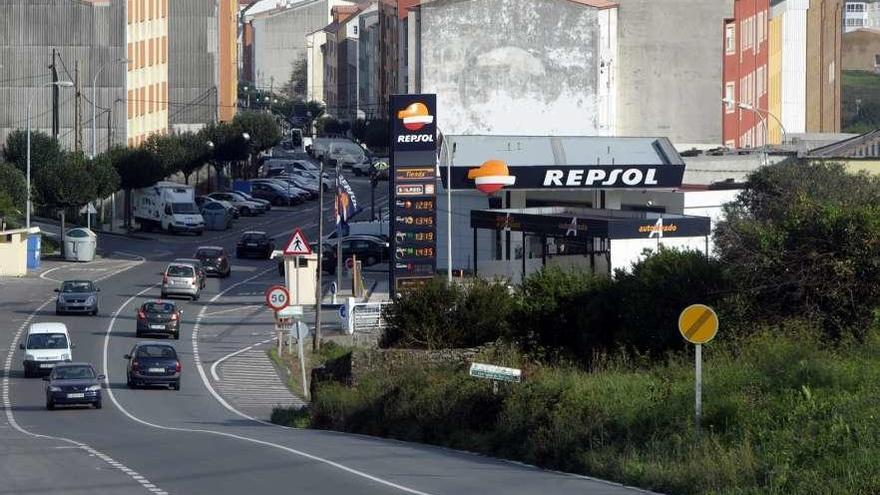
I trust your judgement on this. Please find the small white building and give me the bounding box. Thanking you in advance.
[845,1,869,31]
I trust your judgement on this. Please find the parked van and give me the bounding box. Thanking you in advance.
[328,141,367,169]
[20,322,73,377]
[132,182,205,235]
[312,137,349,160]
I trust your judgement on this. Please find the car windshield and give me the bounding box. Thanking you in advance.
[136,345,177,359]
[171,203,198,214]
[27,333,68,350]
[143,302,174,314]
[61,281,93,293]
[53,365,95,380]
[167,265,194,277]
[196,249,222,258]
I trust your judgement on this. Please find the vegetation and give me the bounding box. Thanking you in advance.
[306,326,880,495]
[0,162,26,227]
[842,70,880,133]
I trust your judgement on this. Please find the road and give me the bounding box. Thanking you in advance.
[0,169,651,494]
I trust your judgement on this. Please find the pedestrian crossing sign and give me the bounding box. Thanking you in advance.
[283,228,312,256]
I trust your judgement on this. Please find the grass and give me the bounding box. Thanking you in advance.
[295,327,880,495]
[40,237,60,255]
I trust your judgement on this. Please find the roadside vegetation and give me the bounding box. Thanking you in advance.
[272,160,880,494]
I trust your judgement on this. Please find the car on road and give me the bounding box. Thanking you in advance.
[54,279,100,315]
[249,181,303,206]
[319,235,390,274]
[208,192,265,216]
[21,323,73,378]
[236,231,275,259]
[124,342,181,390]
[43,362,104,410]
[193,246,231,278]
[230,191,271,211]
[252,178,314,200]
[161,262,201,301]
[136,301,182,339]
[173,258,206,289]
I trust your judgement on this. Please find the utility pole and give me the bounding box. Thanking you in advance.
[74,61,82,153]
[51,49,59,139]
[336,159,343,291]
[314,159,324,352]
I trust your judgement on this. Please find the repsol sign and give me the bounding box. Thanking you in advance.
[397,134,435,144]
[441,164,685,190]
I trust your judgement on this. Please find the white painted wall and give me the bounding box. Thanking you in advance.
[777,0,808,135]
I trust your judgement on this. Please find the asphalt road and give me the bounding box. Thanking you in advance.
[0,167,653,494]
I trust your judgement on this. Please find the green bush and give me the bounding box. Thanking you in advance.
[381,277,515,349]
[310,326,880,494]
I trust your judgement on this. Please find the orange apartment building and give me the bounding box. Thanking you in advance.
[126,0,169,146]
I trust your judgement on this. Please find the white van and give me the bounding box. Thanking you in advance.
[20,322,74,377]
[132,182,205,235]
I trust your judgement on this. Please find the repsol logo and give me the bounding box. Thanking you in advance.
[397,134,435,143]
[543,168,659,187]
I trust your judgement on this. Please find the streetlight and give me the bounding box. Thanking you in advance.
[243,86,250,109]
[92,58,130,159]
[722,97,780,167]
[27,80,74,228]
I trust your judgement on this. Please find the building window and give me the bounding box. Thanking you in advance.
[725,83,735,113]
[847,2,866,12]
[725,24,736,54]
[846,18,865,27]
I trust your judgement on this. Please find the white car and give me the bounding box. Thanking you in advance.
[21,322,73,378]
[208,192,265,216]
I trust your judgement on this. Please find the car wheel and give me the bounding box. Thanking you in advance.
[235,251,242,259]
[126,374,134,388]
[173,380,180,391]
[92,308,98,316]
[241,207,251,216]
[366,255,378,266]
[55,309,63,316]
[24,368,32,379]
[94,400,102,409]
[173,331,180,340]
[46,399,55,410]
[161,292,167,299]
[196,230,203,236]
[135,331,142,338]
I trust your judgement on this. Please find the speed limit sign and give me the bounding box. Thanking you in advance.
[264,285,290,311]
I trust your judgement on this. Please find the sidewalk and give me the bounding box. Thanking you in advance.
[319,271,390,304]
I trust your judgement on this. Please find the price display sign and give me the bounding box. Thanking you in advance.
[389,94,438,292]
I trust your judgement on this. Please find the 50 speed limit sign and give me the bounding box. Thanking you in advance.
[264,285,290,311]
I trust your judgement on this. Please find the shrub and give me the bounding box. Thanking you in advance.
[381,277,515,349]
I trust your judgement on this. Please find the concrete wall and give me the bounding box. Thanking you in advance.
[0,0,126,152]
[419,0,615,136]
[168,0,219,126]
[253,0,329,91]
[614,0,733,146]
[842,28,880,71]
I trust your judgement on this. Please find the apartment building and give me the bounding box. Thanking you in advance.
[126,0,169,146]
[723,0,770,148]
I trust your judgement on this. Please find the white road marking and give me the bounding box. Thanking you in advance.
[2,256,164,495]
[201,305,264,318]
[209,339,273,381]
[101,269,435,495]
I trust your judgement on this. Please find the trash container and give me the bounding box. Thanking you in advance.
[64,228,97,262]
[203,209,228,231]
[26,233,41,270]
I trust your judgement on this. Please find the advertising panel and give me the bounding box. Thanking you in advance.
[389,94,438,293]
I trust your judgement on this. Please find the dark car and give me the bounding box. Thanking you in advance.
[236,231,275,259]
[173,258,206,289]
[194,246,231,278]
[136,301,182,339]
[321,235,390,274]
[250,182,298,206]
[124,342,181,390]
[44,362,104,410]
[55,280,99,315]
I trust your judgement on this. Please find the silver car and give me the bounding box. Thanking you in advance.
[161,263,201,301]
[55,280,99,316]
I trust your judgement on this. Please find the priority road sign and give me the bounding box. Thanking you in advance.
[283,228,312,256]
[265,285,290,311]
[678,304,719,345]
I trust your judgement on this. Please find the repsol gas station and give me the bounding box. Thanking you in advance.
[388,94,715,290]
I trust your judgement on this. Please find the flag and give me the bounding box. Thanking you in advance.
[335,175,360,235]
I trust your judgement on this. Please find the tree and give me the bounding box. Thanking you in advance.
[281,58,308,100]
[0,162,26,228]
[3,129,63,174]
[176,131,212,185]
[34,153,99,253]
[201,121,251,189]
[87,153,121,202]
[715,160,880,340]
[109,146,165,227]
[232,112,282,177]
[143,133,186,178]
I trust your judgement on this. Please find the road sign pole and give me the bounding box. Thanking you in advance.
[297,322,308,398]
[695,343,702,433]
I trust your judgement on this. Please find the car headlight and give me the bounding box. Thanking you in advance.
[60,353,70,360]
[86,385,101,391]
[48,386,62,392]
[25,354,35,361]
[86,296,96,304]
